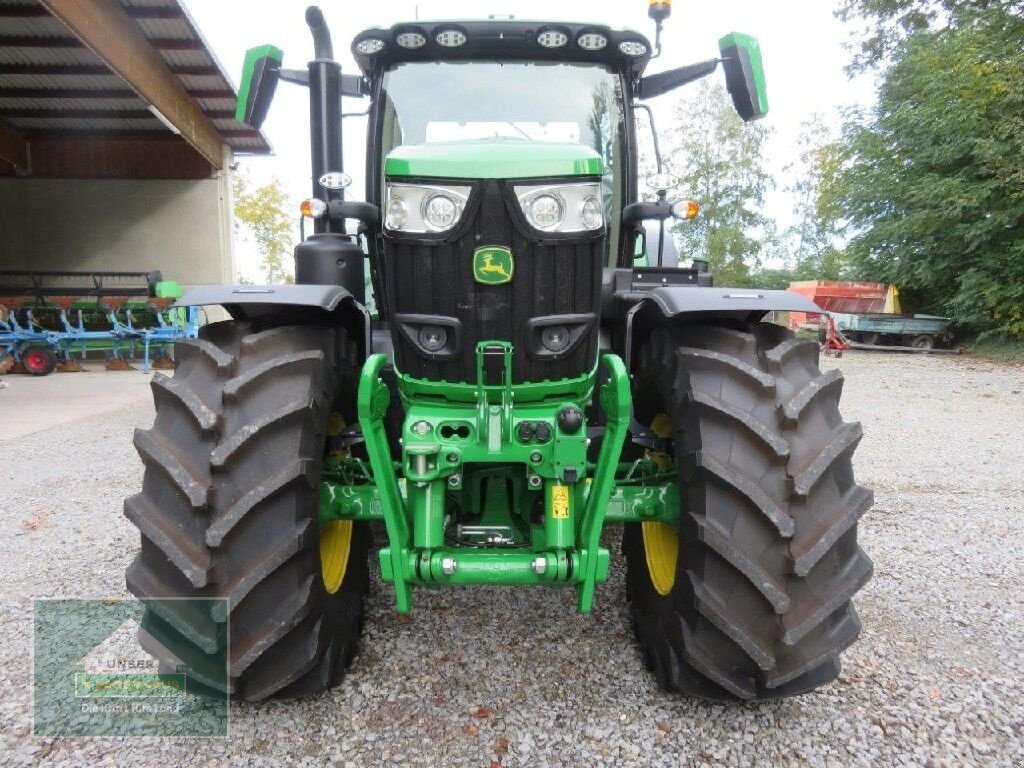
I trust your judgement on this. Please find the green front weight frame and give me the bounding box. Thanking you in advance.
[331,349,674,614]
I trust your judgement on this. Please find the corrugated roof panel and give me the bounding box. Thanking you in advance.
[5,116,164,131]
[159,49,211,68]
[0,47,102,66]
[122,0,178,8]
[0,73,125,89]
[0,96,144,110]
[136,18,192,40]
[195,97,234,111]
[0,16,70,37]
[177,74,226,90]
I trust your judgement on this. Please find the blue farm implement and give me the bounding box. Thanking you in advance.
[0,270,198,375]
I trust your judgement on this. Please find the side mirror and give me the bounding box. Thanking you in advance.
[718,33,768,122]
[235,44,284,129]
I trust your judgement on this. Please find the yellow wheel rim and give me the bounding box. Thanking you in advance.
[320,520,353,594]
[642,521,678,596]
[643,412,678,596]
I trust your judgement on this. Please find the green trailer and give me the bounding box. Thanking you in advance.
[123,2,873,703]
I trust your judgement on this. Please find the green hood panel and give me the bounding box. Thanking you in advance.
[384,141,602,179]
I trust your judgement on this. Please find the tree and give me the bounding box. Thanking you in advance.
[663,80,774,286]
[836,0,1024,71]
[831,6,1024,335]
[782,115,849,280]
[232,172,296,284]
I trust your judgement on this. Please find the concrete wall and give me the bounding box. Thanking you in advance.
[0,173,234,288]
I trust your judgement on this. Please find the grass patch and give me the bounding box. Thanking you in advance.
[969,333,1024,363]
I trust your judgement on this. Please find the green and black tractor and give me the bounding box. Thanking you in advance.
[125,1,873,702]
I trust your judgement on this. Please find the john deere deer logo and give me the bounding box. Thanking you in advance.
[473,246,514,285]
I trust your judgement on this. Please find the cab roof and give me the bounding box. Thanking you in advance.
[351,20,654,80]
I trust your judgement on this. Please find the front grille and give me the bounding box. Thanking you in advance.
[383,179,605,384]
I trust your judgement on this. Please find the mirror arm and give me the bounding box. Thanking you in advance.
[279,68,308,86]
[637,58,721,100]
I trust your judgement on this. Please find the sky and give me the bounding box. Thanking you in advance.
[181,0,875,280]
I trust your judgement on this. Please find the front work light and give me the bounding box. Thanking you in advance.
[577,32,608,51]
[618,40,649,56]
[395,31,426,49]
[537,29,569,48]
[354,38,385,55]
[436,28,467,47]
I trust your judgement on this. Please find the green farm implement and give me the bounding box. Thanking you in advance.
[125,2,873,702]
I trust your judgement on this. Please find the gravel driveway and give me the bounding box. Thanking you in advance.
[1,351,1021,766]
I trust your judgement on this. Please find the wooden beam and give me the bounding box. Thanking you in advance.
[0,117,29,170]
[36,0,224,169]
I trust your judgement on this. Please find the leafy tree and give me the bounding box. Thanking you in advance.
[836,0,1024,71]
[782,115,850,281]
[831,6,1024,334]
[232,172,296,284]
[664,81,774,286]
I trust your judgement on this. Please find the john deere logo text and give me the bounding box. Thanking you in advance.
[473,246,514,285]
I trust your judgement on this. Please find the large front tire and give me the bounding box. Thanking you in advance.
[624,322,873,700]
[125,320,369,700]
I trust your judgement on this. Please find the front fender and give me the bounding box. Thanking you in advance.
[176,283,371,358]
[644,286,822,316]
[623,286,823,369]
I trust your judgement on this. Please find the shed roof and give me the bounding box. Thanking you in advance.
[0,0,270,178]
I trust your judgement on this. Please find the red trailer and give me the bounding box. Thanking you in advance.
[787,280,890,329]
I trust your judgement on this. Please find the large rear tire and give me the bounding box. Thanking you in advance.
[624,322,873,700]
[125,320,369,700]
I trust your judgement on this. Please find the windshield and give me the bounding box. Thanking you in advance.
[381,60,621,150]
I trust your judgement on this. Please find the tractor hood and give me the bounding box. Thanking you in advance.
[383,140,602,179]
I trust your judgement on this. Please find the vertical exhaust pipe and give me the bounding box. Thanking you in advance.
[305,6,344,236]
[294,6,365,302]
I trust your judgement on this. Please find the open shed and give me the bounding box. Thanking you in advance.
[0,0,269,288]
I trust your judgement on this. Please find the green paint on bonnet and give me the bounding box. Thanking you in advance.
[384,140,602,179]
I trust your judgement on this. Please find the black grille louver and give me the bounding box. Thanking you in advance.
[383,179,605,384]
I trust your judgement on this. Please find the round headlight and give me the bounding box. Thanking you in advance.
[395,31,426,49]
[537,29,568,48]
[436,29,467,47]
[418,325,448,353]
[385,195,408,230]
[618,40,649,56]
[580,196,603,230]
[526,193,564,231]
[422,193,460,231]
[577,32,608,51]
[541,325,571,352]
[354,38,385,55]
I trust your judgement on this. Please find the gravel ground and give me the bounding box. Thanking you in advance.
[1,351,1022,766]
